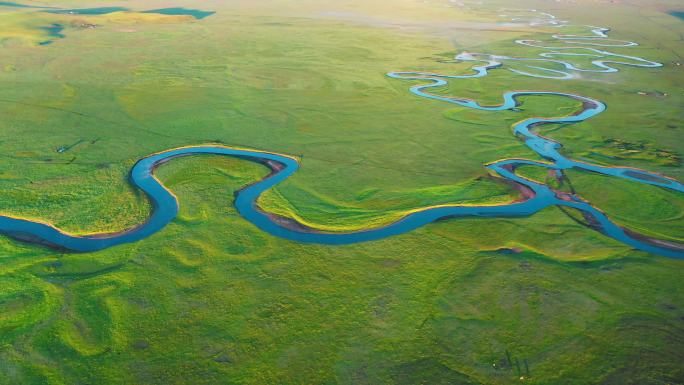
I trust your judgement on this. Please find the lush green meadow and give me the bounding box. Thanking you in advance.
[0,0,683,384]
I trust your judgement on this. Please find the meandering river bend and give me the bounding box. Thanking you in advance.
[1,10,682,258]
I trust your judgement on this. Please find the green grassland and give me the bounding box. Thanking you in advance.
[0,0,683,384]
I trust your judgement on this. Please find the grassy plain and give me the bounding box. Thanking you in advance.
[0,0,683,384]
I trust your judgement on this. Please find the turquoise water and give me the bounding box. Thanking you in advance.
[0,3,215,19]
[0,1,216,19]
[24,5,214,46]
[142,7,215,20]
[37,23,64,45]
[0,89,681,257]
[0,12,681,258]
[0,1,51,8]
[0,116,681,257]
[671,11,684,21]
[45,6,215,18]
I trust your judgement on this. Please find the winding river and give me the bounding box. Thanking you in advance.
[1,10,682,258]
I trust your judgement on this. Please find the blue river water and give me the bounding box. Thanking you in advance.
[0,1,55,8]
[36,23,64,45]
[0,91,682,257]
[0,11,682,258]
[0,2,214,19]
[0,3,215,45]
[46,7,213,19]
[142,8,215,20]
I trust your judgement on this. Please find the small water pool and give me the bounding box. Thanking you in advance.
[37,23,64,45]
[670,11,684,20]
